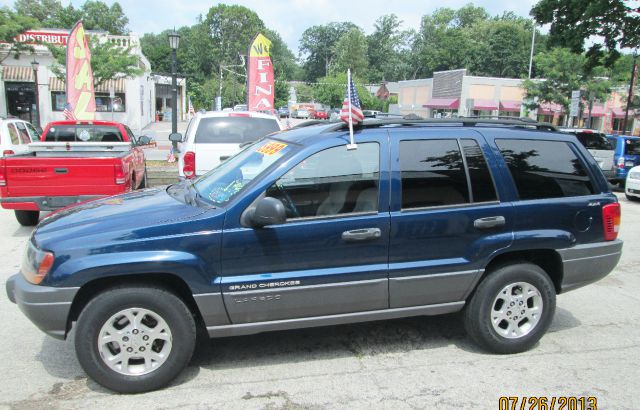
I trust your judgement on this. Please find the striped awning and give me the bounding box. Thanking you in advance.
[1,66,34,82]
[48,77,126,93]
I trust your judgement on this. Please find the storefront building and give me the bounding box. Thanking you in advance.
[398,69,638,135]
[0,29,186,132]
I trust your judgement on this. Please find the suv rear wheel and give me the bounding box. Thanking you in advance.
[15,210,39,226]
[74,286,196,393]
[464,263,556,354]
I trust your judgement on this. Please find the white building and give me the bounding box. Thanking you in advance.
[0,29,187,133]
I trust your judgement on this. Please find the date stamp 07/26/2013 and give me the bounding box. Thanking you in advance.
[498,396,597,410]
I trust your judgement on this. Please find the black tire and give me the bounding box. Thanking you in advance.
[14,210,39,226]
[626,193,638,201]
[74,286,196,393]
[139,167,148,189]
[464,263,556,354]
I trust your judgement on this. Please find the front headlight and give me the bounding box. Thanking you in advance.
[21,241,55,285]
[629,171,640,180]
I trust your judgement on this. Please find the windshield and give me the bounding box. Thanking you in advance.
[193,139,293,206]
[194,116,280,144]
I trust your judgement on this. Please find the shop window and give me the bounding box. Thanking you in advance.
[51,91,66,111]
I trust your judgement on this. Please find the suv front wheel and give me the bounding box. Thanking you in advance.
[74,286,196,393]
[464,263,556,354]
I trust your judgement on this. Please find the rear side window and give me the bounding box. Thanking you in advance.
[44,125,124,142]
[194,117,280,144]
[624,139,640,155]
[400,139,470,208]
[15,122,32,144]
[496,139,595,200]
[7,124,20,145]
[575,132,612,150]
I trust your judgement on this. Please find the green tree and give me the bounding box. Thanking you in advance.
[332,27,369,78]
[299,22,358,81]
[47,37,143,88]
[81,1,129,35]
[312,72,381,110]
[521,48,586,113]
[531,0,640,67]
[0,6,39,54]
[366,14,414,82]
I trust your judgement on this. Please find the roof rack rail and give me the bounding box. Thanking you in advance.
[319,117,557,133]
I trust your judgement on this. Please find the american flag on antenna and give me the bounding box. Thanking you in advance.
[63,103,75,120]
[340,74,364,125]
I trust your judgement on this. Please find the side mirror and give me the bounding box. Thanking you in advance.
[169,132,183,143]
[248,197,286,227]
[138,135,151,145]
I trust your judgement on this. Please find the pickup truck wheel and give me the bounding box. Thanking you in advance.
[139,167,148,189]
[74,286,196,393]
[14,210,39,226]
[464,263,555,354]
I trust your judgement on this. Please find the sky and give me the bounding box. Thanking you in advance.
[1,0,542,53]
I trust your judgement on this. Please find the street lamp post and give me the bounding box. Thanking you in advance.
[168,30,180,139]
[31,59,40,128]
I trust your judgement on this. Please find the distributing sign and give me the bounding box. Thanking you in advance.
[247,33,274,112]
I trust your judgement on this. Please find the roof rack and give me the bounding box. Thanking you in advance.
[318,116,557,132]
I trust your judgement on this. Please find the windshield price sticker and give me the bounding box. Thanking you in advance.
[257,141,287,155]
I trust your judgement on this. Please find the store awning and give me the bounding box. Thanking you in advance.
[48,77,126,93]
[611,107,635,119]
[1,66,34,82]
[423,98,459,109]
[472,99,498,111]
[499,100,522,112]
[538,102,564,115]
[582,105,605,118]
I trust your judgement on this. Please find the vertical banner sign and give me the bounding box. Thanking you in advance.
[247,33,274,112]
[66,21,96,120]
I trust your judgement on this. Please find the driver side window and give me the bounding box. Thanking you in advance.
[266,143,380,219]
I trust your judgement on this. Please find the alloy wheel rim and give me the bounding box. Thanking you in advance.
[490,281,543,339]
[97,307,173,376]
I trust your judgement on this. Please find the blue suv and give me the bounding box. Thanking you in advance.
[606,134,640,186]
[6,118,623,393]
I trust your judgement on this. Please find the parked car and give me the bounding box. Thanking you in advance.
[7,118,622,393]
[559,128,616,181]
[173,111,283,178]
[625,165,640,201]
[313,110,329,120]
[0,120,148,226]
[329,108,341,121]
[606,135,640,187]
[362,110,380,118]
[277,106,290,118]
[233,104,248,111]
[295,108,310,119]
[1,117,38,156]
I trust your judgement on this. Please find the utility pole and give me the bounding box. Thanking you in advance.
[622,51,638,135]
[528,26,536,79]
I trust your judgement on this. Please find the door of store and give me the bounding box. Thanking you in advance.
[5,82,36,122]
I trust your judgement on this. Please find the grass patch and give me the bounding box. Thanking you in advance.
[146,160,178,168]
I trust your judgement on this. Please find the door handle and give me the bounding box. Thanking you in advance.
[220,155,230,162]
[341,228,382,242]
[54,168,68,174]
[474,216,506,229]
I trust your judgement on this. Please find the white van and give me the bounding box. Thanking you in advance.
[559,128,616,181]
[1,117,39,156]
[174,111,283,178]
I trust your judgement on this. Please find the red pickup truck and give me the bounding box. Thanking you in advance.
[0,120,148,226]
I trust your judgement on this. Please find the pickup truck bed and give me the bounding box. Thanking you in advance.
[0,121,147,226]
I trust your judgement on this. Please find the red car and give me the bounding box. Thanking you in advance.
[313,110,329,120]
[0,120,148,225]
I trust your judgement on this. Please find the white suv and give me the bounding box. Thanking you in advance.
[1,117,39,156]
[174,111,283,178]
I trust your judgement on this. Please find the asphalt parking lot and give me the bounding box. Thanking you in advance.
[0,193,639,409]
